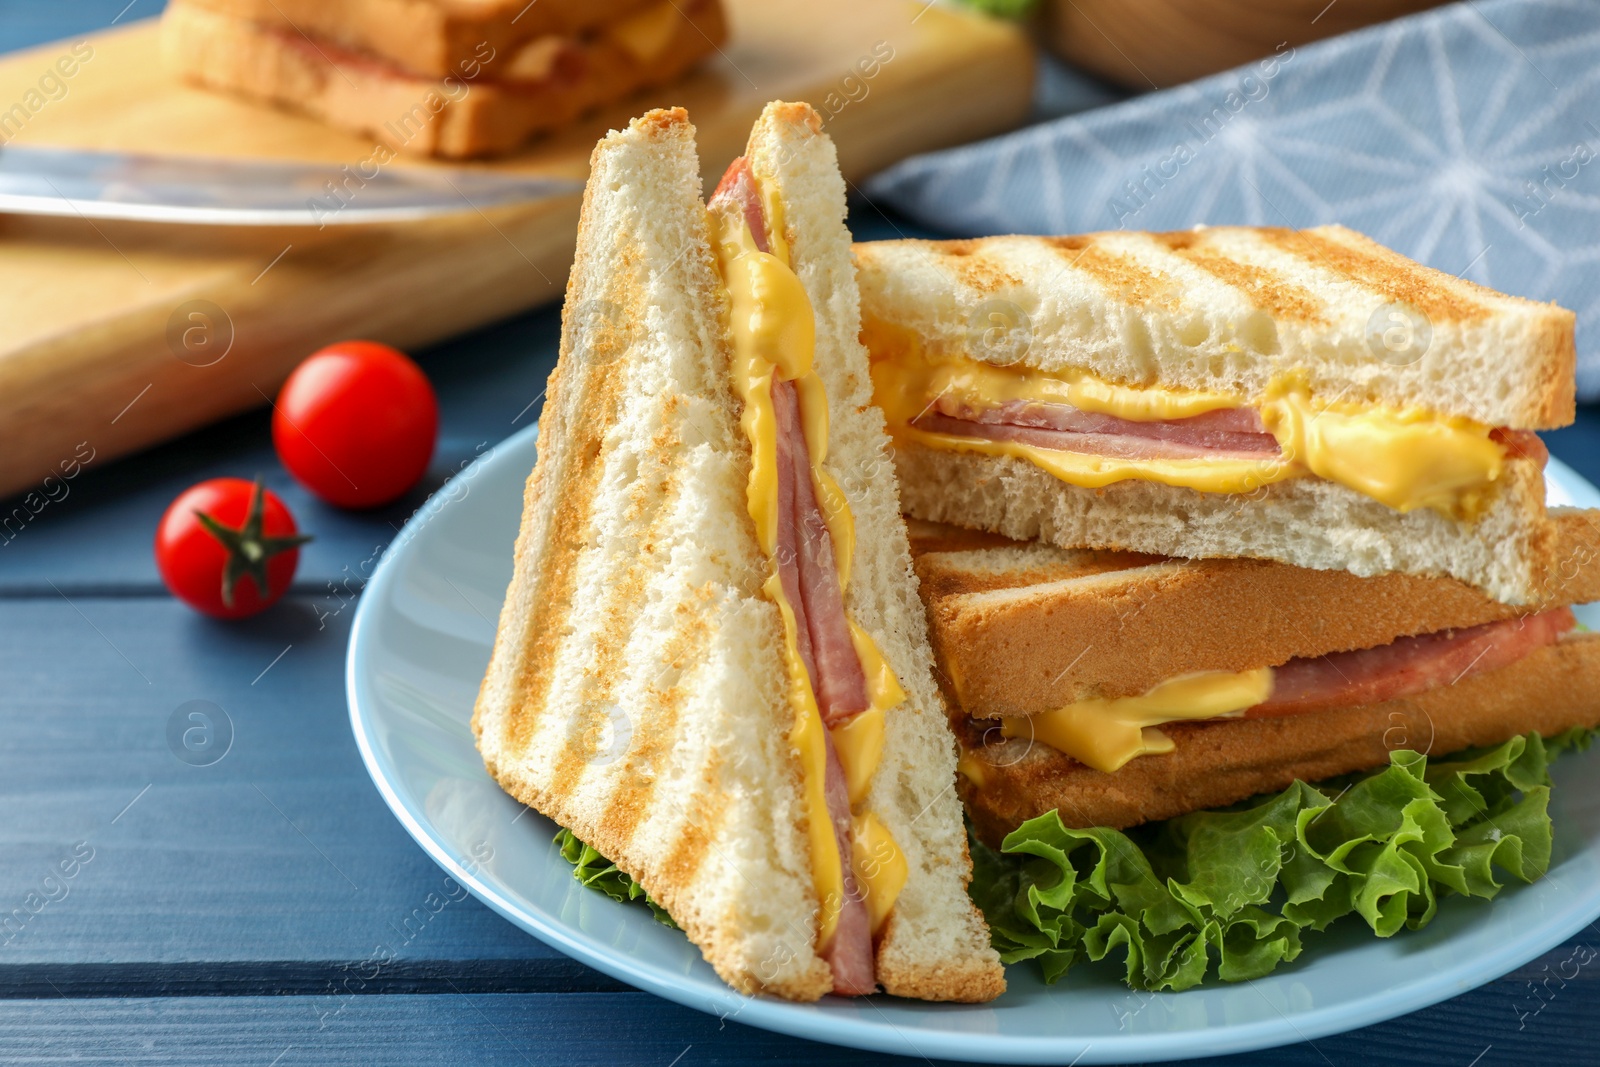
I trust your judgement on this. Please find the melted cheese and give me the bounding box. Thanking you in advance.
[851,812,908,934]
[714,187,907,948]
[768,574,843,940]
[610,0,681,61]
[868,345,1506,519]
[1001,668,1274,773]
[956,751,989,788]
[1263,379,1503,517]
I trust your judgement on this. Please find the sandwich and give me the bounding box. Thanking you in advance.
[906,516,1600,840]
[854,229,1576,605]
[910,516,1600,990]
[161,0,726,158]
[473,103,1004,1002]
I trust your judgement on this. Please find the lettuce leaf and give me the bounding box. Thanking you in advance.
[969,730,1593,991]
[555,828,677,928]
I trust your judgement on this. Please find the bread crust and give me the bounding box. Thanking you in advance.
[958,633,1600,844]
[915,509,1600,713]
[173,0,678,77]
[161,0,726,158]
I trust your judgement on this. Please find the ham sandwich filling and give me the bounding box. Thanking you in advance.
[917,397,1547,471]
[869,346,1548,519]
[973,606,1576,774]
[711,159,907,997]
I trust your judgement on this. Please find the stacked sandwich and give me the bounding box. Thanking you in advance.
[474,102,1004,1001]
[477,101,1600,1000]
[162,0,726,157]
[852,231,1600,844]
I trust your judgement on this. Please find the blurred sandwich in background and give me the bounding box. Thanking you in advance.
[161,0,727,157]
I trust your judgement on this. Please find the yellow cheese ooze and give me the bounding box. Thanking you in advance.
[726,251,814,382]
[610,0,681,61]
[956,751,990,788]
[1002,668,1274,773]
[768,572,845,944]
[831,708,883,808]
[851,812,908,935]
[714,187,907,950]
[1262,384,1503,518]
[869,345,1507,519]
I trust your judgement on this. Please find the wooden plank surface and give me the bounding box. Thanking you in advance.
[0,597,565,968]
[0,301,564,594]
[0,0,1034,500]
[2,964,1599,1067]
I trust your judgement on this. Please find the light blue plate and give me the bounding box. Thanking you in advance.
[347,421,1600,1064]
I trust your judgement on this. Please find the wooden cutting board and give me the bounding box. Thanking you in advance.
[0,2,1032,500]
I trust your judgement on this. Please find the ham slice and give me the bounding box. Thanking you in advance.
[918,399,1550,472]
[917,399,1279,462]
[771,379,818,686]
[1247,607,1575,718]
[713,156,875,996]
[773,380,871,723]
[820,742,875,995]
[1493,428,1549,467]
[710,157,769,254]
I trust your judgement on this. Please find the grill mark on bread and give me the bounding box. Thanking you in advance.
[590,590,714,851]
[1046,237,1174,308]
[503,312,631,756]
[543,382,684,804]
[656,756,725,896]
[944,247,1023,295]
[1258,226,1493,322]
[1166,243,1328,324]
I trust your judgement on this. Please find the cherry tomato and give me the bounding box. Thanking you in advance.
[272,341,438,509]
[155,478,310,619]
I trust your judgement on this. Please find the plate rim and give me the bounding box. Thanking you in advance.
[346,421,1600,1064]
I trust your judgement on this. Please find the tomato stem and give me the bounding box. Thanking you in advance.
[194,479,313,608]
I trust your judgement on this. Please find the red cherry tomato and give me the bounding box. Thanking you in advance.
[272,341,438,509]
[155,478,310,619]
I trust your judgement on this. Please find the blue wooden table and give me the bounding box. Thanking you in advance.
[4,4,1599,1064]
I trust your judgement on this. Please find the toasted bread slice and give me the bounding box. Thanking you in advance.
[855,229,1575,429]
[856,230,1577,605]
[958,632,1600,842]
[175,0,680,79]
[912,509,1600,715]
[474,105,1002,1002]
[161,0,725,158]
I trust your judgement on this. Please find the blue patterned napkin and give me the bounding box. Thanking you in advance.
[866,0,1600,398]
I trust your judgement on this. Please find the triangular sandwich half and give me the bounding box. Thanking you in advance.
[855,231,1577,605]
[474,103,1005,1002]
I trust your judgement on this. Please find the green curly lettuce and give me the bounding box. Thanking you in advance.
[555,828,677,928]
[969,730,1595,991]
